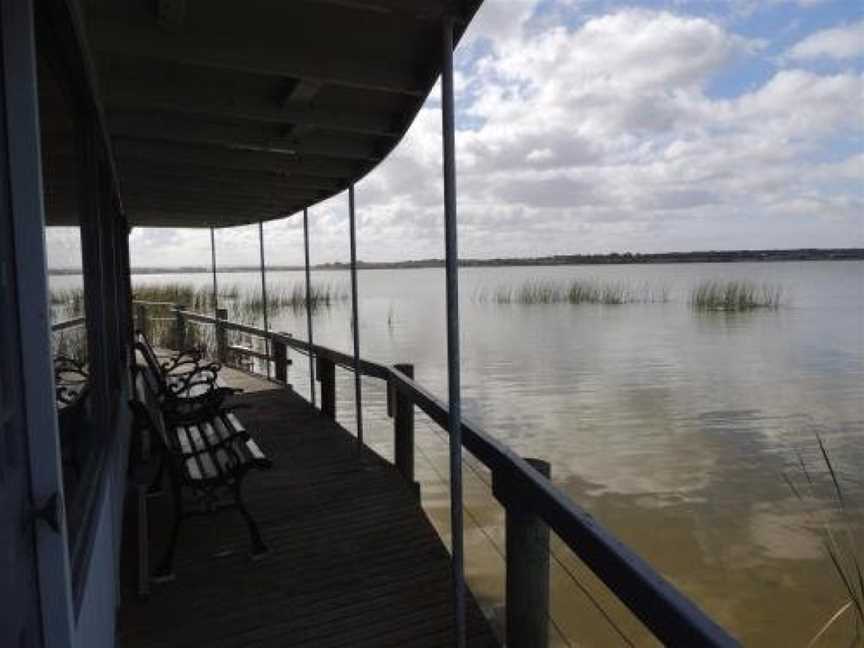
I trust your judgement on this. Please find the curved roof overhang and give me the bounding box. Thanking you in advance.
[40,0,482,228]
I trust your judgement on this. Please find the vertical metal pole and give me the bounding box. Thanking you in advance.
[210,225,218,317]
[348,184,363,452]
[441,16,465,647]
[258,221,270,378]
[303,207,316,406]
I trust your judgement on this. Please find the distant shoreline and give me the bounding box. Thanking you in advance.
[48,247,864,275]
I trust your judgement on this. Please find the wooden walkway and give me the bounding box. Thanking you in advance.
[118,372,498,647]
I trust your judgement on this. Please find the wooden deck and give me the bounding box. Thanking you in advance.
[118,372,498,647]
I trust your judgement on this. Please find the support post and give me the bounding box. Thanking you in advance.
[393,363,418,497]
[258,221,270,379]
[347,184,363,452]
[441,15,465,645]
[210,225,218,317]
[215,307,228,364]
[303,207,316,406]
[317,356,336,419]
[120,223,134,351]
[493,459,551,648]
[173,304,185,351]
[136,303,148,338]
[272,335,288,383]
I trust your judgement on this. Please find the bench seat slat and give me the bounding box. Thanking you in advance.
[216,413,255,465]
[187,425,219,480]
[199,422,232,480]
[225,412,246,434]
[175,426,193,454]
[211,416,247,463]
[210,416,232,443]
[176,427,203,481]
[245,438,267,463]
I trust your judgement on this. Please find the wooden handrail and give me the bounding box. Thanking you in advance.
[142,305,737,645]
[51,316,86,332]
[131,299,176,307]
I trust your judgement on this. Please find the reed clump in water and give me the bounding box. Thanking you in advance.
[476,279,668,305]
[690,280,782,311]
[237,283,347,315]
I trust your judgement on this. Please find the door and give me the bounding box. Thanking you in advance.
[0,190,42,648]
[1,1,74,646]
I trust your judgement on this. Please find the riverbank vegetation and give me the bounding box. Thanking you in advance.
[689,281,783,311]
[49,282,347,361]
[51,281,347,321]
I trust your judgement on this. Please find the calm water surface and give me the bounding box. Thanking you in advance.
[54,261,864,645]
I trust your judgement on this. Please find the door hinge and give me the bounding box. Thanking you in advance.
[31,492,62,534]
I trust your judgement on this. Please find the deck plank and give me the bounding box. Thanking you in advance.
[118,380,499,647]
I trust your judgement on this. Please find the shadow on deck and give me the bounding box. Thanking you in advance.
[118,371,498,647]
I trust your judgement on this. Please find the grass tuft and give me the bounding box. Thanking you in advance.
[785,438,864,646]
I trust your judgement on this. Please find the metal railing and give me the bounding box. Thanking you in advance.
[131,303,738,646]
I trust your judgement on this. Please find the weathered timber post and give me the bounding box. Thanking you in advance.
[392,363,419,497]
[493,458,551,648]
[272,334,288,383]
[136,303,148,338]
[215,307,228,364]
[173,304,186,351]
[317,356,336,419]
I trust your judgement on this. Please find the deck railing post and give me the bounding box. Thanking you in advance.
[493,458,551,648]
[136,303,148,338]
[317,356,336,419]
[393,363,418,497]
[440,16,466,643]
[215,307,228,364]
[173,304,186,350]
[272,334,288,383]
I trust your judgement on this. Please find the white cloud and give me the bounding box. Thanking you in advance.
[48,3,863,268]
[786,19,864,61]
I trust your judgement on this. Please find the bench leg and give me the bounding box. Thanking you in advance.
[147,453,166,496]
[136,484,150,599]
[233,478,267,557]
[153,478,183,582]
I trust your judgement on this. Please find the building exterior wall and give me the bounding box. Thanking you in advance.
[72,386,130,648]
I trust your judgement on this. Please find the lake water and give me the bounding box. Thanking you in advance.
[53,261,864,645]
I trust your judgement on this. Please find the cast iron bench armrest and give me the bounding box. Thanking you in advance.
[160,348,204,372]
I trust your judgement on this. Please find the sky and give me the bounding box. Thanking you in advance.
[47,0,863,268]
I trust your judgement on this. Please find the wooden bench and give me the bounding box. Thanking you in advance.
[130,365,272,584]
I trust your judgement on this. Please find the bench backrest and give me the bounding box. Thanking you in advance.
[134,331,171,395]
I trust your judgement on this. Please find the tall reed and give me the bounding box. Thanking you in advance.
[690,280,782,311]
[784,438,863,646]
[49,281,347,356]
